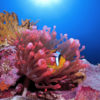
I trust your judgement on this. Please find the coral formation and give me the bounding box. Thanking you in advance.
[0,11,19,45]
[82,59,100,91]
[0,11,38,46]
[9,25,87,94]
[0,11,92,100]
[0,46,19,91]
[75,86,100,100]
[0,81,10,91]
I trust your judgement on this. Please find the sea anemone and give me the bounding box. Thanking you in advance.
[9,25,87,95]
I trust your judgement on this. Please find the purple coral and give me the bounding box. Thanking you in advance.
[0,46,20,91]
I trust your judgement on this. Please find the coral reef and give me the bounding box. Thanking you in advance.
[82,59,100,91]
[0,11,19,45]
[1,11,99,100]
[75,86,100,100]
[9,24,87,97]
[0,11,39,45]
[0,46,19,91]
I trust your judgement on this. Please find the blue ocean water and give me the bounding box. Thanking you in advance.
[0,0,100,64]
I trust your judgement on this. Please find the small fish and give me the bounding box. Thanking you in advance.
[55,51,61,66]
[48,50,65,70]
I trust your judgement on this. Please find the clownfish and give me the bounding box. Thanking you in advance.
[48,50,66,70]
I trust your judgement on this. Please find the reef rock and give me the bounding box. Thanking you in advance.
[82,59,100,91]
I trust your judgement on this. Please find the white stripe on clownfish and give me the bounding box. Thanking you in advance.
[55,51,61,66]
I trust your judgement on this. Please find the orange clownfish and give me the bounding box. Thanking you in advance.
[48,51,66,70]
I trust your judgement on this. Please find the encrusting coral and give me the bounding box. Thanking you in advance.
[0,46,19,92]
[9,25,87,97]
[75,86,100,100]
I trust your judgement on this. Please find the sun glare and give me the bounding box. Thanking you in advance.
[32,0,61,7]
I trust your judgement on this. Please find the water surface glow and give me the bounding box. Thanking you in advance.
[30,0,61,7]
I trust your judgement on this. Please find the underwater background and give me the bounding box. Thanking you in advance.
[0,0,100,64]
